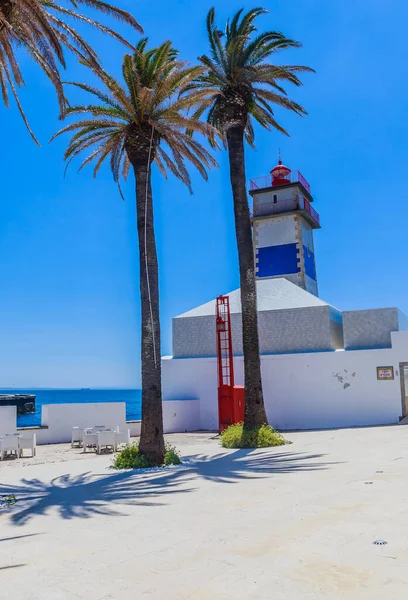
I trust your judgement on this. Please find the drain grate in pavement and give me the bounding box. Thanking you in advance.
[373,540,387,546]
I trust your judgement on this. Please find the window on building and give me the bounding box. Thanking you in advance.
[273,194,278,204]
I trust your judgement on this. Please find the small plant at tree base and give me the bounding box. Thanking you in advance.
[221,423,287,449]
[0,494,17,509]
[112,443,182,469]
[112,444,150,470]
[163,445,181,466]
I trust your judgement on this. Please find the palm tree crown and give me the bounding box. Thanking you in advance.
[51,38,217,190]
[0,0,142,143]
[192,7,314,144]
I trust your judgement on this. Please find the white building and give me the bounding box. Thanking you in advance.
[162,160,408,432]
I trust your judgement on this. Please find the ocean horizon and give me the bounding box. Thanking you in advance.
[0,388,142,427]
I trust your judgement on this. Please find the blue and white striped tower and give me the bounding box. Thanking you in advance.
[249,159,320,296]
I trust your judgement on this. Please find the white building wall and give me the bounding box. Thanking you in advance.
[301,221,315,252]
[305,274,318,296]
[163,334,407,431]
[162,400,200,433]
[253,186,298,215]
[260,349,401,430]
[390,330,408,351]
[255,215,297,247]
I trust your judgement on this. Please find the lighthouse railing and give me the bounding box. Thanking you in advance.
[249,170,311,194]
[252,195,320,226]
[299,197,320,225]
[296,171,311,194]
[253,197,298,217]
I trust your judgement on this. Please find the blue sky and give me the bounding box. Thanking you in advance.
[1,0,406,388]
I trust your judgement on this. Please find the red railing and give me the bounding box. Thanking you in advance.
[250,170,311,194]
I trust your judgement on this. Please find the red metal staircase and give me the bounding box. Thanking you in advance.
[216,296,245,431]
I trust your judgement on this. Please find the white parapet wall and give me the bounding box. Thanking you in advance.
[162,330,408,431]
[0,406,17,436]
[2,401,141,445]
[34,402,128,444]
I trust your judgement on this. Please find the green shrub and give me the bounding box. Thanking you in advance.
[164,444,181,466]
[112,443,150,470]
[0,494,17,508]
[112,442,182,469]
[221,423,287,449]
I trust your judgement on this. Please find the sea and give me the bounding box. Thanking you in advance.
[0,389,142,428]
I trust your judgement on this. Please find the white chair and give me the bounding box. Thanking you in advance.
[19,433,36,458]
[71,427,83,447]
[0,434,20,460]
[82,428,99,452]
[115,429,130,447]
[96,430,116,454]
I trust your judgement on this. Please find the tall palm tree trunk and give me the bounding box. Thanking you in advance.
[226,125,268,427]
[133,162,165,465]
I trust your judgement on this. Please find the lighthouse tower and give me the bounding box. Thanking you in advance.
[249,158,320,296]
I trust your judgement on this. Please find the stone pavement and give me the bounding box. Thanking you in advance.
[1,427,408,599]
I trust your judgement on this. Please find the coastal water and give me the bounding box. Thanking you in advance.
[0,389,142,428]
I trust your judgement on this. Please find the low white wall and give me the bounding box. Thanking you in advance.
[163,399,200,433]
[162,338,406,431]
[127,421,141,437]
[0,406,17,436]
[162,356,218,429]
[40,402,127,444]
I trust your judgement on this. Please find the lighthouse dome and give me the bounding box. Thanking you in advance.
[270,160,291,186]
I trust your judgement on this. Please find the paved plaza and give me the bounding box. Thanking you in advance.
[1,426,408,599]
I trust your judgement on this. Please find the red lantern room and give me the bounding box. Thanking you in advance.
[270,160,291,187]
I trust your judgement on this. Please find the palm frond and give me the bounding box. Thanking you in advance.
[206,7,228,72]
[0,0,142,142]
[57,0,142,31]
[2,60,40,144]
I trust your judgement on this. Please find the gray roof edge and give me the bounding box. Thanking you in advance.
[342,307,399,314]
[174,278,335,318]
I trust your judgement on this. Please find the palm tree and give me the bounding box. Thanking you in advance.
[51,39,217,464]
[191,7,313,428]
[0,0,142,143]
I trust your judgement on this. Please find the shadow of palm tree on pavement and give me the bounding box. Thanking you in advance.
[0,447,334,526]
[185,448,332,483]
[0,468,194,525]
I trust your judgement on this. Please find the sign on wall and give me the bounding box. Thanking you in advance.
[377,366,394,380]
